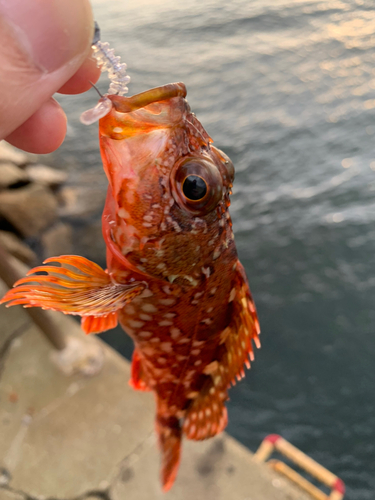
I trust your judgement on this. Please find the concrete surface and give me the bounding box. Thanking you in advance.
[0,280,312,500]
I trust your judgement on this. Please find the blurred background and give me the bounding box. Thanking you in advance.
[50,0,375,498]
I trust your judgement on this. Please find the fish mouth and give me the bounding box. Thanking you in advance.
[109,82,187,113]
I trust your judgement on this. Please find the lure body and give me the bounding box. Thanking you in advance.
[1,83,260,491]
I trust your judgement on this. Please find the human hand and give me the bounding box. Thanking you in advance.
[0,0,101,154]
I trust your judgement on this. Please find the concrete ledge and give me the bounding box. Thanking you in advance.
[0,281,311,500]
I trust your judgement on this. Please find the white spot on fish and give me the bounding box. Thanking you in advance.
[113,127,123,134]
[164,313,176,319]
[203,361,219,375]
[142,303,158,313]
[213,248,221,260]
[229,288,236,302]
[139,313,152,321]
[159,298,176,306]
[158,320,173,326]
[202,267,211,278]
[129,320,145,329]
[183,275,198,286]
[160,342,172,353]
[140,289,153,298]
[139,331,152,338]
[194,360,202,366]
[177,354,188,361]
[170,327,181,339]
[191,349,200,356]
[192,340,205,347]
[118,208,129,219]
[201,318,213,325]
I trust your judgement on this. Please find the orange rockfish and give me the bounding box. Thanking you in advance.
[1,83,260,491]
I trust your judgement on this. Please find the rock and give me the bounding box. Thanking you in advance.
[0,184,58,237]
[25,164,68,189]
[41,222,72,258]
[0,231,36,264]
[0,141,33,166]
[0,163,29,189]
[58,186,106,218]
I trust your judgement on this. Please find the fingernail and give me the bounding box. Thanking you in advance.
[0,0,93,72]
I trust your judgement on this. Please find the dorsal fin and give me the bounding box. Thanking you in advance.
[184,260,260,441]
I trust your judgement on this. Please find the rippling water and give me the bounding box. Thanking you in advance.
[52,1,375,497]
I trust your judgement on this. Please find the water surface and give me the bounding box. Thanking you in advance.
[53,1,375,497]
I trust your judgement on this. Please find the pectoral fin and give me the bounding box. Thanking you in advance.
[0,255,145,332]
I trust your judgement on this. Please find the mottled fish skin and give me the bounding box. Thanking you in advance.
[0,83,260,492]
[99,83,260,489]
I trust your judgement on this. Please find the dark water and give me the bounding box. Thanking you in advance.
[52,1,375,497]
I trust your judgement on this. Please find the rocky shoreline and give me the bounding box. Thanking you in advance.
[0,141,73,265]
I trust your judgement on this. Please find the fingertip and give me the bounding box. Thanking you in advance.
[5,98,67,154]
[58,53,101,95]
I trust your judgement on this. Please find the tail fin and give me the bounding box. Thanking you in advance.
[155,414,182,492]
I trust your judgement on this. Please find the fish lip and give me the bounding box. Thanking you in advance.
[109,82,187,113]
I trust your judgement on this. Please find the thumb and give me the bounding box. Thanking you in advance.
[0,0,94,140]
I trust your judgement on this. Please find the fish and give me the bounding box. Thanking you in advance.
[0,82,260,491]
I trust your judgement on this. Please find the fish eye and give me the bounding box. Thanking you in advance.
[171,157,223,215]
[182,175,207,201]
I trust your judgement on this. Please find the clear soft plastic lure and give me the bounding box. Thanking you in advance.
[80,22,130,125]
